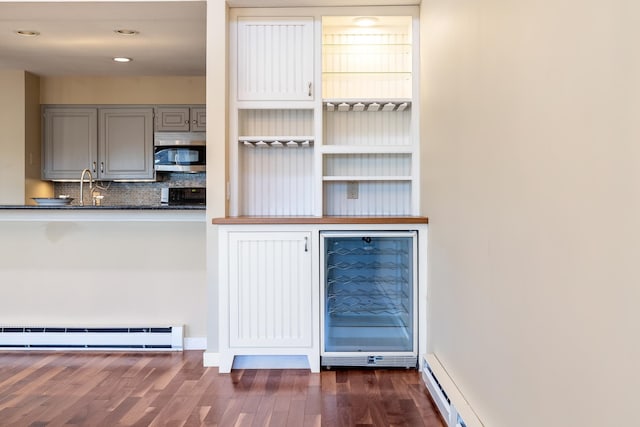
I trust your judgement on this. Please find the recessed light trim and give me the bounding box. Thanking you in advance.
[113,57,132,63]
[114,29,139,36]
[15,30,40,37]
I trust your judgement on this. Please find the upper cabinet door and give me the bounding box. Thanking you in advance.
[42,107,98,180]
[156,106,206,132]
[236,17,314,101]
[190,107,206,132]
[155,107,191,132]
[99,108,154,180]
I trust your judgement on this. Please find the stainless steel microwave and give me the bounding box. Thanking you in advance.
[154,132,206,173]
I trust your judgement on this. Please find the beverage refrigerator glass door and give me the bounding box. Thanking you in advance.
[320,231,418,368]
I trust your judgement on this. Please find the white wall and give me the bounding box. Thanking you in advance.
[0,70,27,204]
[40,76,205,104]
[0,220,207,338]
[205,0,228,354]
[421,1,640,426]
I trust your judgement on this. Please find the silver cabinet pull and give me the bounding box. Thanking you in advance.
[307,82,312,97]
[92,161,97,173]
[100,162,104,173]
[304,236,308,252]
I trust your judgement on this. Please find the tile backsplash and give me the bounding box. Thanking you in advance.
[55,173,206,206]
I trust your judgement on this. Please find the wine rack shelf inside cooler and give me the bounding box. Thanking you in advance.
[324,236,412,321]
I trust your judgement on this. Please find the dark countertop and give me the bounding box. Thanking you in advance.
[0,205,205,210]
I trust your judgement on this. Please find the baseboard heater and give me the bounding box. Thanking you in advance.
[422,353,483,427]
[0,326,183,351]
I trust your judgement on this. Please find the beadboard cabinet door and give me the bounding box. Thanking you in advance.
[236,17,314,101]
[219,229,318,373]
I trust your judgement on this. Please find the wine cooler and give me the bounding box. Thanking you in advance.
[320,231,418,368]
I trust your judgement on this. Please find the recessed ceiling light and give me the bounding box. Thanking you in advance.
[113,57,132,63]
[353,17,379,27]
[15,30,40,37]
[114,29,139,36]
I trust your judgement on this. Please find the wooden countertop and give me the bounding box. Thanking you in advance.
[212,216,428,225]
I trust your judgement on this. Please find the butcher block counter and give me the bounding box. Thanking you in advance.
[212,216,428,225]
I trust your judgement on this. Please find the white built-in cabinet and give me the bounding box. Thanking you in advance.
[214,220,428,373]
[42,106,154,180]
[218,229,319,373]
[236,17,314,101]
[229,7,419,217]
[219,6,421,372]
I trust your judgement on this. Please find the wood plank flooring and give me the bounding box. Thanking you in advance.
[0,350,445,426]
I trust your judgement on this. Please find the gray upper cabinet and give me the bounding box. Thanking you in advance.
[42,106,154,181]
[155,105,206,132]
[42,107,98,180]
[99,108,154,180]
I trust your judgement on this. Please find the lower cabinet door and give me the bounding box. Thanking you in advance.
[228,231,312,348]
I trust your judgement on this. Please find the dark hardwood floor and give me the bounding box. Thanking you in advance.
[0,350,445,426]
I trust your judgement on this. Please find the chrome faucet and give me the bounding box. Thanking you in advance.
[79,168,93,206]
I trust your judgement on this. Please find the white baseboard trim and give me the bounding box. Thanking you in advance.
[184,337,207,350]
[203,351,219,367]
[422,353,484,427]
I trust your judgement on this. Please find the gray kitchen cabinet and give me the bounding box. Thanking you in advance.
[42,106,154,181]
[155,106,206,132]
[42,107,98,180]
[98,108,154,180]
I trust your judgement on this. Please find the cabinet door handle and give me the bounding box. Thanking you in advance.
[100,162,104,174]
[304,236,308,252]
[307,82,312,97]
[92,161,97,173]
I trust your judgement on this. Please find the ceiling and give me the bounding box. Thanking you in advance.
[0,1,206,77]
[0,1,421,77]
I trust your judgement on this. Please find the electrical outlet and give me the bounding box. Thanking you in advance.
[347,181,359,199]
